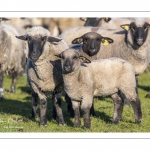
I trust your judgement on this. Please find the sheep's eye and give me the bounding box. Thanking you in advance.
[73,56,77,60]
[84,38,88,42]
[143,26,147,30]
[97,38,100,42]
[131,26,136,30]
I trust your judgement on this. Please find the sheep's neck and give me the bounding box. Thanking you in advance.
[63,68,83,100]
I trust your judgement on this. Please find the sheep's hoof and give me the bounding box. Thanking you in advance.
[74,121,81,127]
[135,119,142,124]
[9,86,15,93]
[59,123,66,126]
[113,119,120,124]
[40,123,48,127]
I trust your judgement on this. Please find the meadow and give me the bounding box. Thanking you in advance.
[0,70,150,133]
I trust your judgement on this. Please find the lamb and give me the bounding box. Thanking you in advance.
[16,26,69,126]
[0,18,25,99]
[56,49,142,128]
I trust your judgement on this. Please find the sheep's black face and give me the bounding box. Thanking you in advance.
[60,50,80,74]
[82,32,102,56]
[27,36,47,61]
[84,18,102,27]
[130,22,150,46]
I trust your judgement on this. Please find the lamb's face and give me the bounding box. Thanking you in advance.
[121,20,150,46]
[59,49,81,74]
[72,32,114,56]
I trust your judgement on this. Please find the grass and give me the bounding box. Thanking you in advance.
[0,70,150,133]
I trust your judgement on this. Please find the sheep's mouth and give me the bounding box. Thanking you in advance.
[63,66,72,74]
[29,55,40,62]
[88,49,98,56]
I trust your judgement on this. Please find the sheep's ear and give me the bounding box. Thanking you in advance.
[47,36,62,43]
[15,35,27,41]
[24,25,32,30]
[55,53,62,58]
[0,18,10,21]
[79,56,91,63]
[120,24,130,31]
[80,17,87,22]
[101,37,114,46]
[103,17,111,23]
[72,37,83,44]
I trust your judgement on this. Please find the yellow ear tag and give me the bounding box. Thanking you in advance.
[26,27,30,30]
[103,40,109,46]
[105,17,108,21]
[84,18,87,21]
[77,39,80,42]
[124,25,129,31]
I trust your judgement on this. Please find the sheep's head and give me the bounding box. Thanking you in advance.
[56,49,91,74]
[72,32,114,56]
[80,17,111,26]
[121,20,150,46]
[16,35,62,62]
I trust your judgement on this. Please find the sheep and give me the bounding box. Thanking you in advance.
[56,49,142,128]
[16,26,69,126]
[80,17,134,29]
[0,18,25,99]
[63,18,150,115]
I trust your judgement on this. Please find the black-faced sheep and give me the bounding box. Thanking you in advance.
[16,26,69,126]
[0,18,25,99]
[56,49,142,128]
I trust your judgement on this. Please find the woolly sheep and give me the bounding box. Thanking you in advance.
[80,17,134,29]
[0,18,25,99]
[16,26,69,126]
[56,49,142,128]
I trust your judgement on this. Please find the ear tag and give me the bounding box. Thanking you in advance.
[26,27,30,30]
[84,18,87,21]
[77,38,81,43]
[103,40,109,46]
[105,17,108,21]
[124,25,129,31]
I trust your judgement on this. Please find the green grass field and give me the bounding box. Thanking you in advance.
[0,70,150,133]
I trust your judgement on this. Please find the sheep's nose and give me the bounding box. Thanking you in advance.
[137,38,144,45]
[64,65,71,71]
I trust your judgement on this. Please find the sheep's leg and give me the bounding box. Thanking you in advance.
[31,91,39,120]
[81,98,92,128]
[39,97,47,126]
[65,93,96,118]
[0,70,4,99]
[130,97,142,124]
[90,102,96,116]
[72,100,81,127]
[111,92,124,124]
[65,93,74,117]
[52,91,65,125]
[9,70,17,93]
[135,75,139,95]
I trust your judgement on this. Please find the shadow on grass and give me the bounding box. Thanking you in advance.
[138,85,150,92]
